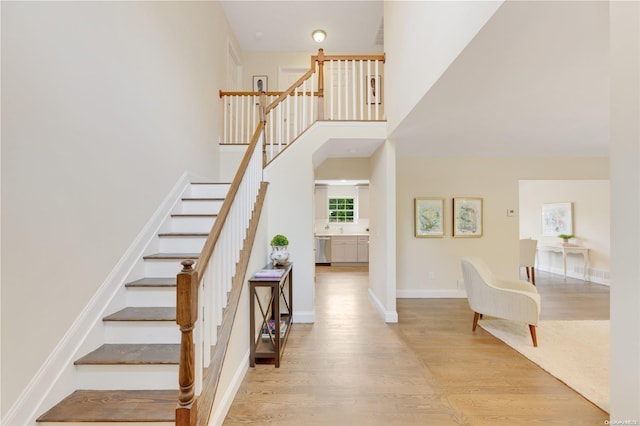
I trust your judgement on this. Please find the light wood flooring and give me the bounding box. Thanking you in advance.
[223,266,609,425]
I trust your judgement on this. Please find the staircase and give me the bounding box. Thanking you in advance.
[36,182,229,425]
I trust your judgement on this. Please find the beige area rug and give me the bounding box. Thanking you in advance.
[479,319,610,413]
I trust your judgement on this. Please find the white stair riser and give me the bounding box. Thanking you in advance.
[189,184,230,198]
[158,236,206,253]
[143,259,197,278]
[126,287,176,307]
[75,365,177,390]
[170,217,215,233]
[104,322,180,344]
[180,200,224,214]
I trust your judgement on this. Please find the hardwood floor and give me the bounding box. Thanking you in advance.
[223,266,609,425]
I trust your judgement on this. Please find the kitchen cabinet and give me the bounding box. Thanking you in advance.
[329,235,369,263]
[357,236,369,263]
[330,236,358,262]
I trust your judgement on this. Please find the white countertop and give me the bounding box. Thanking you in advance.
[315,233,369,237]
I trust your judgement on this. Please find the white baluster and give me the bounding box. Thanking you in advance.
[375,60,380,120]
[367,60,372,120]
[329,60,334,120]
[352,60,356,120]
[359,60,364,120]
[194,282,203,395]
[294,87,299,140]
[337,60,341,120]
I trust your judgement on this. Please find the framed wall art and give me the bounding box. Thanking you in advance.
[541,202,573,236]
[453,197,483,237]
[366,75,381,104]
[415,198,445,238]
[253,75,267,92]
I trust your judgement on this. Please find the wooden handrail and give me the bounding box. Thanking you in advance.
[219,90,289,98]
[194,122,264,279]
[195,181,268,426]
[264,68,316,115]
[311,53,386,63]
[219,90,319,98]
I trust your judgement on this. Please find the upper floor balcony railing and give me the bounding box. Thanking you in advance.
[219,49,385,163]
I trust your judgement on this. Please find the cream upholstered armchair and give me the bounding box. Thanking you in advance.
[461,257,541,347]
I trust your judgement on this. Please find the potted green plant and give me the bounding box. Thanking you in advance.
[270,234,290,266]
[558,234,574,246]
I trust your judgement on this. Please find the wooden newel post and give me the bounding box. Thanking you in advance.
[259,92,267,124]
[317,48,325,120]
[176,259,198,426]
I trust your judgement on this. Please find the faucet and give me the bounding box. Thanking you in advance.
[324,223,330,231]
[340,226,344,234]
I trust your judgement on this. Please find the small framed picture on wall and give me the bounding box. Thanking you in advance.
[253,75,268,92]
[453,197,483,237]
[414,198,445,238]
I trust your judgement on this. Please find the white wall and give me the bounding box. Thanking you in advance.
[368,141,397,322]
[1,1,237,415]
[241,52,312,92]
[384,0,503,134]
[610,1,640,419]
[519,180,610,284]
[396,157,609,297]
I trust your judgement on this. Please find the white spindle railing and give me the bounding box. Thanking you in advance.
[263,68,318,163]
[198,130,263,376]
[325,57,384,121]
[219,50,384,164]
[220,93,279,145]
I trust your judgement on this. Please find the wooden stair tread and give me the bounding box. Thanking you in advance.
[36,389,176,422]
[143,253,199,260]
[157,232,208,237]
[103,307,175,322]
[125,277,176,288]
[75,344,179,365]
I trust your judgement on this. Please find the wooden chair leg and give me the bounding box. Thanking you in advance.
[472,312,480,331]
[531,268,536,285]
[529,324,538,347]
[526,266,530,281]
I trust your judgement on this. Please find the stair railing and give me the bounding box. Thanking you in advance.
[178,49,385,425]
[176,120,265,425]
[220,49,385,163]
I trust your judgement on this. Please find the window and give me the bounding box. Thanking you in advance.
[328,198,355,223]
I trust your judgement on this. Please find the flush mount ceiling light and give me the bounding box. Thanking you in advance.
[312,29,326,43]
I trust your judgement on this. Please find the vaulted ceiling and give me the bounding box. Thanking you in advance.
[220,1,609,158]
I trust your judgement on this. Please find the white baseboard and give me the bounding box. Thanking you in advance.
[3,172,198,426]
[396,289,467,298]
[293,311,315,323]
[536,265,611,286]
[367,288,398,323]
[207,350,249,426]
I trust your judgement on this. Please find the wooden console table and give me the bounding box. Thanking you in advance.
[249,262,292,368]
[537,245,590,281]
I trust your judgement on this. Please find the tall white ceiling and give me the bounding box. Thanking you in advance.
[220,1,609,158]
[220,0,383,53]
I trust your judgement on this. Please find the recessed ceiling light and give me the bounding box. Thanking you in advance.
[312,29,326,43]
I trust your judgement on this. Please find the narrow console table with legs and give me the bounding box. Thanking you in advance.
[249,262,292,368]
[537,245,590,281]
